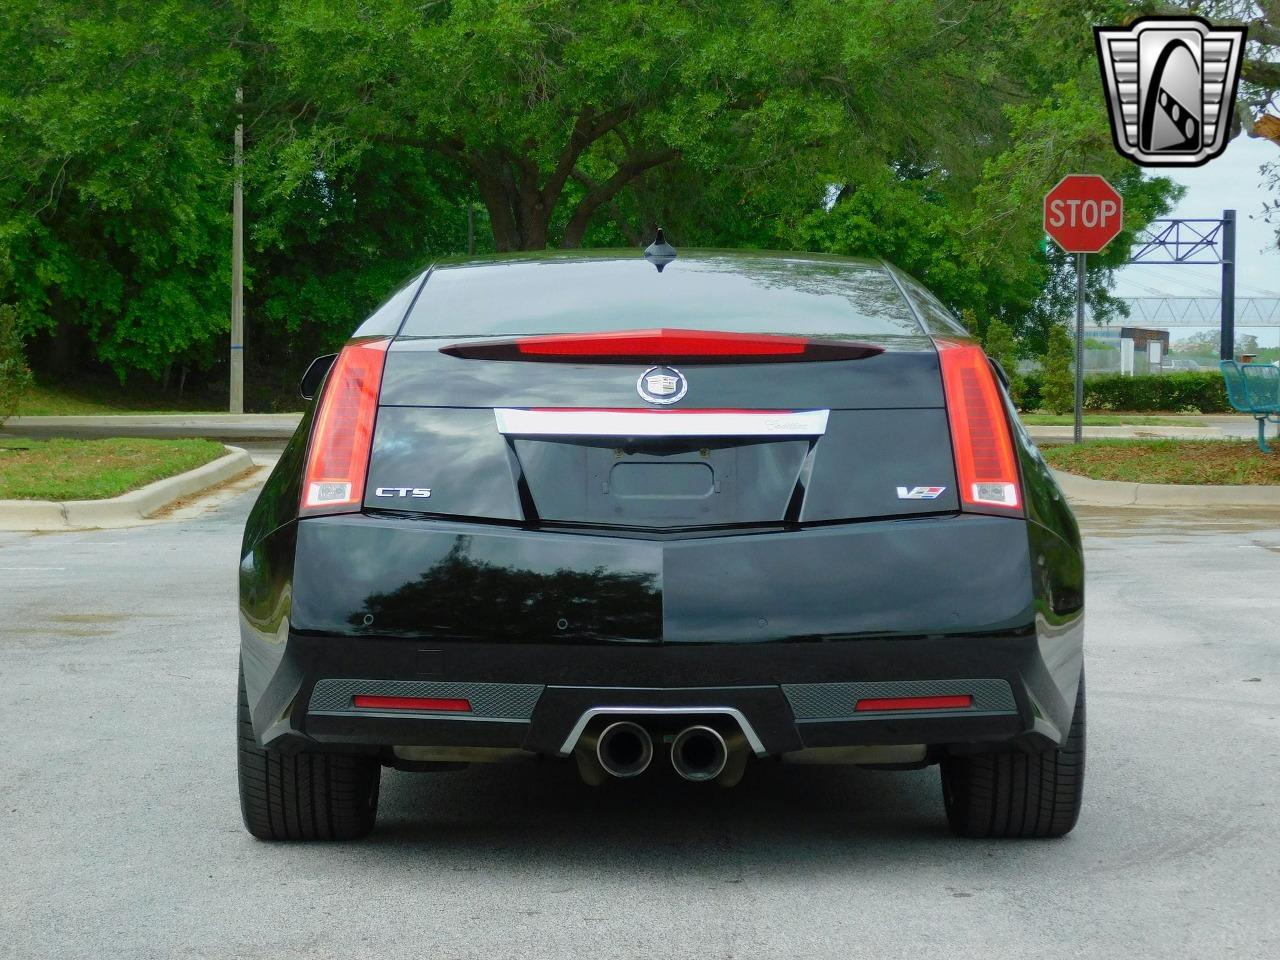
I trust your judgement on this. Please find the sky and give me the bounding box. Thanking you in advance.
[1112,134,1280,346]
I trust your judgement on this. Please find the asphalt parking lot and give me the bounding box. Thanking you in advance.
[2,488,1277,959]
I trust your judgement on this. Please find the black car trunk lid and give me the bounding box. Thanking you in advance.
[363,334,959,528]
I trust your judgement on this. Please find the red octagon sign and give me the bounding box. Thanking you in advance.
[1043,175,1124,254]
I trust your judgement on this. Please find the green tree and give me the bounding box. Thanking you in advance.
[983,317,1025,407]
[0,304,33,425]
[245,146,475,380]
[0,0,1188,395]
[1196,1,1279,247]
[1041,324,1076,416]
[0,0,241,381]
[0,1,475,389]
[257,0,1045,251]
[789,0,1182,350]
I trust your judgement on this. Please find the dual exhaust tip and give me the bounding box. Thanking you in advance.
[595,721,728,782]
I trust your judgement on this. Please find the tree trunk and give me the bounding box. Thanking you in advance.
[476,170,553,251]
[457,131,676,251]
[475,171,521,251]
[560,205,596,249]
[518,190,549,249]
[561,149,678,248]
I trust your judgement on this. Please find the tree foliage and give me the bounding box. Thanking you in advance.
[0,0,1192,397]
[983,316,1025,406]
[1196,1,1280,243]
[1041,324,1077,416]
[787,1,1183,352]
[0,304,33,425]
[0,0,240,381]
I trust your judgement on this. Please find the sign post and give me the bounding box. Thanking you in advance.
[1044,175,1124,443]
[1075,253,1085,442]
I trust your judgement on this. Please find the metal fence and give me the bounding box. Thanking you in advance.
[1081,346,1209,375]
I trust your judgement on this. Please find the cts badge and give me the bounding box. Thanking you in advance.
[374,487,432,499]
[897,486,946,500]
[636,365,688,405]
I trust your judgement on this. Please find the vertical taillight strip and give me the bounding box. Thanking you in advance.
[300,337,391,516]
[934,338,1023,515]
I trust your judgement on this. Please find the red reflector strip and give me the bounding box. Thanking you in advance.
[301,338,390,514]
[352,695,472,713]
[854,695,973,712]
[934,338,1022,513]
[440,329,883,363]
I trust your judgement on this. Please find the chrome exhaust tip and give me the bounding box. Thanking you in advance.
[596,721,654,778]
[670,725,729,782]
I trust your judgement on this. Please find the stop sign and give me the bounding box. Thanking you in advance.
[1043,175,1124,254]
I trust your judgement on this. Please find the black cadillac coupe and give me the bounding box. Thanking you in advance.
[237,243,1085,841]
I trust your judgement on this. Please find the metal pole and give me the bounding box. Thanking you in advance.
[1220,208,1235,361]
[1075,252,1085,444]
[230,87,245,415]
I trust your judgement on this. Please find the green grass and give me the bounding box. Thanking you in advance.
[17,380,222,417]
[0,437,226,500]
[1042,439,1280,485]
[1019,413,1191,427]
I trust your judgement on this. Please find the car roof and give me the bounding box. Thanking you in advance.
[428,247,886,272]
[382,248,927,340]
[350,248,973,342]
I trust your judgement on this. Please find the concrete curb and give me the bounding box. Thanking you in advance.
[1028,425,1216,443]
[0,445,255,530]
[2,413,302,442]
[1052,469,1280,508]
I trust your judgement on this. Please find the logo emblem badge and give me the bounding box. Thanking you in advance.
[1095,16,1247,167]
[637,365,687,405]
[374,487,432,498]
[896,486,946,501]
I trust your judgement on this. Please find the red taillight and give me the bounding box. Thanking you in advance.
[854,695,973,712]
[934,339,1022,514]
[440,329,883,363]
[353,695,472,713]
[300,338,391,515]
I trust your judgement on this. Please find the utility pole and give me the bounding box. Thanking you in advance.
[1219,208,1236,361]
[230,87,245,414]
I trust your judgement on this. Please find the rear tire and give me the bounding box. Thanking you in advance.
[941,671,1086,839]
[237,665,380,841]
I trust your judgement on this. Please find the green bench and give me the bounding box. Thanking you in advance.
[1220,360,1280,452]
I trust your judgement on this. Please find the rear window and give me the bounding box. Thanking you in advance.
[352,270,428,337]
[892,268,969,336]
[399,256,922,339]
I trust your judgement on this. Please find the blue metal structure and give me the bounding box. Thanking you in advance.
[1220,360,1280,452]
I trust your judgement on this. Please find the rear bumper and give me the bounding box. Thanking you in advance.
[245,627,1081,759]
[239,511,1084,759]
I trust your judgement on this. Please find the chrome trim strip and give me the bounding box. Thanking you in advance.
[494,408,829,438]
[556,706,769,757]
